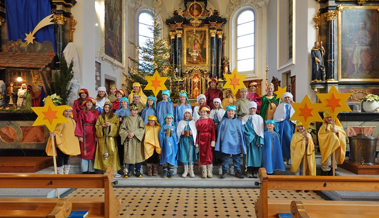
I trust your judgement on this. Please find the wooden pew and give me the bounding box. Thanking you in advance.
[255,168,379,218]
[0,167,120,218]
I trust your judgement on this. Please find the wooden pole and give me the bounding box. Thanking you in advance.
[332,151,336,176]
[51,134,60,198]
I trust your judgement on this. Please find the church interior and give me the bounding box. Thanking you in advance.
[0,0,379,217]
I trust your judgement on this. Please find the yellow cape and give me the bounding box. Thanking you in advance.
[128,88,147,106]
[143,125,162,160]
[290,132,316,176]
[318,118,346,164]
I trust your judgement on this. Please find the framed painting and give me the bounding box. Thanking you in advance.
[338,6,379,82]
[183,27,209,67]
[103,0,124,67]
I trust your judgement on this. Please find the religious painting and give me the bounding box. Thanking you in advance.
[104,0,123,65]
[338,6,379,81]
[183,28,209,67]
[188,2,204,18]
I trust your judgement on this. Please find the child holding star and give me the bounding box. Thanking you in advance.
[262,120,285,174]
[156,90,174,125]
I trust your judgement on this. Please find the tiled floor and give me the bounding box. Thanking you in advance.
[67,188,324,218]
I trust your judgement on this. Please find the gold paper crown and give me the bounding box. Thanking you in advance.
[133,82,141,87]
[323,111,331,118]
[129,104,138,110]
[240,87,248,92]
[110,84,117,88]
[268,83,274,88]
[200,107,210,112]
[249,82,258,87]
[296,121,303,127]
[104,101,112,107]
[133,93,141,97]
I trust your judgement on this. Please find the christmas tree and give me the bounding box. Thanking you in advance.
[125,14,176,97]
[50,56,74,105]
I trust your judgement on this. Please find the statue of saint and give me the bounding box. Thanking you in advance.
[311,41,325,82]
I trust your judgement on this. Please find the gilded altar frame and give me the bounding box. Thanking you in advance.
[337,5,379,82]
[183,27,209,67]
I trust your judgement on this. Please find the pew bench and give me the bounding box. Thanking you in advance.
[255,168,379,218]
[0,167,120,218]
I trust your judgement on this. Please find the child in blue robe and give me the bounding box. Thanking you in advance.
[273,92,295,164]
[159,113,178,178]
[141,96,157,125]
[174,91,192,126]
[156,90,175,125]
[215,105,247,179]
[262,120,285,174]
[176,108,197,178]
[242,101,264,178]
[115,97,130,122]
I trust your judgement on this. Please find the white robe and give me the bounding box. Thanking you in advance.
[176,120,197,144]
[241,114,265,138]
[210,108,225,122]
[192,106,201,122]
[273,103,296,124]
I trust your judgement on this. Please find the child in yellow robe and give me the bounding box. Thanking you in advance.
[290,121,316,176]
[94,101,121,176]
[46,106,81,174]
[143,115,161,176]
[318,112,346,176]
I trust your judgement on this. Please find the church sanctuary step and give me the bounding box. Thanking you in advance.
[0,157,53,173]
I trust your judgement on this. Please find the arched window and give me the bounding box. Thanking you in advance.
[138,12,154,48]
[236,10,255,73]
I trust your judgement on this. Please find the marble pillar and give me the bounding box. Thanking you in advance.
[210,29,217,78]
[325,11,336,81]
[54,14,67,60]
[217,30,223,79]
[169,31,177,66]
[176,30,183,78]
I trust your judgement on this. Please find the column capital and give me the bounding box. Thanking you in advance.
[216,31,223,39]
[54,14,67,25]
[176,30,183,38]
[210,29,217,37]
[169,31,176,39]
[324,11,337,21]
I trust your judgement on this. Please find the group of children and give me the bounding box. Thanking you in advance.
[45,80,346,178]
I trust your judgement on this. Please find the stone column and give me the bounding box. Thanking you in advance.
[324,10,337,81]
[53,14,67,60]
[216,30,223,79]
[169,31,176,66]
[210,29,217,78]
[176,29,183,78]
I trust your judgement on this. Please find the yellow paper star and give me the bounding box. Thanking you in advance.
[316,85,352,116]
[31,98,67,132]
[223,68,247,96]
[144,70,168,97]
[274,86,287,100]
[290,95,323,130]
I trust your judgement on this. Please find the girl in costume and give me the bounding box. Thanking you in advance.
[262,120,285,174]
[204,78,223,109]
[318,112,346,176]
[175,91,192,126]
[196,105,215,178]
[221,89,235,110]
[209,98,225,163]
[193,94,206,122]
[94,101,121,176]
[108,84,117,102]
[46,106,81,174]
[260,83,279,122]
[156,90,175,125]
[235,87,251,119]
[177,109,197,178]
[242,102,264,178]
[75,97,100,174]
[112,89,125,112]
[115,97,130,122]
[144,115,161,176]
[159,113,178,178]
[141,96,157,125]
[247,82,261,114]
[216,105,246,179]
[273,92,296,164]
[95,86,109,114]
[290,121,316,176]
[119,103,145,178]
[73,88,89,122]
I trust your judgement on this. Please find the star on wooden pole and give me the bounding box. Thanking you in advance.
[223,68,247,96]
[274,86,287,100]
[316,85,352,117]
[290,95,323,129]
[144,70,168,97]
[32,98,67,132]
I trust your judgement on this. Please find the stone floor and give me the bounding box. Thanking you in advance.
[66,187,324,218]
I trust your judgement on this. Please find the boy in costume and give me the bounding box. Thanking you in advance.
[119,103,145,178]
[247,82,261,114]
[273,92,295,164]
[260,83,279,121]
[144,115,161,176]
[318,112,346,176]
[242,102,264,178]
[290,121,316,176]
[132,93,144,115]
[175,91,192,126]
[157,90,175,125]
[235,87,251,119]
[108,84,117,102]
[216,105,246,179]
[262,120,285,174]
[159,113,178,178]
[141,96,157,125]
[196,105,216,178]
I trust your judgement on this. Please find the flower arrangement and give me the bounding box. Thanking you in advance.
[43,94,62,106]
[360,94,379,102]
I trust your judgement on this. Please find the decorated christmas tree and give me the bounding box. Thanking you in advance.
[124,14,176,97]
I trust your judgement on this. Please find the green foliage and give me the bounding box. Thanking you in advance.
[124,14,176,97]
[50,56,74,105]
